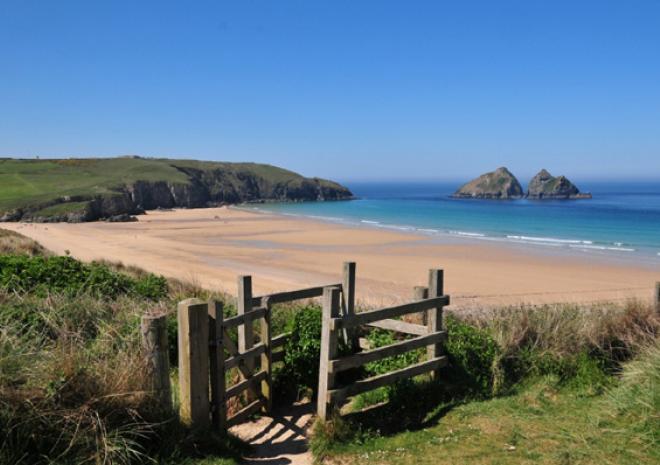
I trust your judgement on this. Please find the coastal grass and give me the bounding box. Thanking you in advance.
[0,229,244,465]
[0,228,50,256]
[314,350,659,465]
[311,301,659,463]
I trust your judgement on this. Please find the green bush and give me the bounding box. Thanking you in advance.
[444,316,500,397]
[0,255,167,300]
[277,307,324,397]
[364,329,423,375]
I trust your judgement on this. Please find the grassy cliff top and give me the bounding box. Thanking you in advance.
[0,156,347,213]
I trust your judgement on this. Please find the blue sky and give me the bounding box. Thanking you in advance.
[1,1,659,181]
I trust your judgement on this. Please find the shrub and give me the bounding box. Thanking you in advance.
[364,329,423,375]
[444,316,500,397]
[0,255,167,300]
[277,307,324,398]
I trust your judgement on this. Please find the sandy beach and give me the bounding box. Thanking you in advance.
[4,207,658,308]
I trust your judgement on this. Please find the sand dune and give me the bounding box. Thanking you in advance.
[4,207,658,308]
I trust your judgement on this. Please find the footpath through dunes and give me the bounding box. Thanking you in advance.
[3,206,659,309]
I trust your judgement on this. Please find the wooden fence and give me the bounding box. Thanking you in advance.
[317,268,449,420]
[177,262,356,431]
[160,277,660,431]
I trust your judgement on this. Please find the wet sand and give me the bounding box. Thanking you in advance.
[4,207,658,308]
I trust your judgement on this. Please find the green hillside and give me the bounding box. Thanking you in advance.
[0,157,352,222]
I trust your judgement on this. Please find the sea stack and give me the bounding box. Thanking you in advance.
[452,167,524,199]
[527,169,592,199]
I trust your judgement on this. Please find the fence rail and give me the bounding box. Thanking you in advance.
[317,268,448,421]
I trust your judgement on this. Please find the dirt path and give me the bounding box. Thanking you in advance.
[229,402,314,465]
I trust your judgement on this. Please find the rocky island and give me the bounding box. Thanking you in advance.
[453,167,592,200]
[451,167,524,199]
[527,169,592,199]
[0,157,353,222]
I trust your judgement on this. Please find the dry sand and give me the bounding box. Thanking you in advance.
[4,206,658,308]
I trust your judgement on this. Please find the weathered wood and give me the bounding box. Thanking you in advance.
[251,284,341,307]
[223,328,239,355]
[317,286,341,421]
[330,295,450,331]
[238,275,255,402]
[226,398,264,428]
[225,343,266,370]
[221,326,260,398]
[342,261,359,352]
[208,300,226,430]
[655,282,660,314]
[414,286,429,325]
[271,333,290,349]
[366,319,428,336]
[141,314,172,413]
[177,299,210,429]
[328,356,448,404]
[329,331,447,374]
[261,298,273,413]
[413,286,429,300]
[222,306,267,329]
[225,370,268,399]
[427,269,444,380]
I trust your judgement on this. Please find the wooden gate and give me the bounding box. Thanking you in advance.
[176,263,449,430]
[177,263,355,432]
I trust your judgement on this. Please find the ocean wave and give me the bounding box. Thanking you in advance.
[360,220,380,224]
[417,228,440,234]
[506,235,592,245]
[569,244,636,252]
[449,230,486,238]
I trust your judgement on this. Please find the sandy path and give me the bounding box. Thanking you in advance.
[230,402,314,465]
[4,206,658,308]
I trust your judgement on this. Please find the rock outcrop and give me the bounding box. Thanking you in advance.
[452,167,524,199]
[526,169,592,199]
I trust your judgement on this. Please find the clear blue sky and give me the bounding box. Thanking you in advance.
[1,1,659,181]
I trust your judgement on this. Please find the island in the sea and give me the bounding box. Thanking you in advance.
[0,157,353,222]
[526,169,592,199]
[452,167,591,200]
[451,167,524,199]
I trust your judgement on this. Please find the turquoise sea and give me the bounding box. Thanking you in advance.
[249,181,660,266]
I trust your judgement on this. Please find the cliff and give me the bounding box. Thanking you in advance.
[527,169,592,199]
[452,167,524,199]
[0,157,353,222]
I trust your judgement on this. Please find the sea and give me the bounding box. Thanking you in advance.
[247,181,660,266]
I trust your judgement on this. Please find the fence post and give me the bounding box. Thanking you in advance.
[655,282,660,314]
[238,275,255,402]
[208,300,226,432]
[178,298,210,429]
[427,269,444,380]
[413,286,429,325]
[342,261,359,352]
[261,297,273,413]
[141,313,172,414]
[318,286,341,421]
